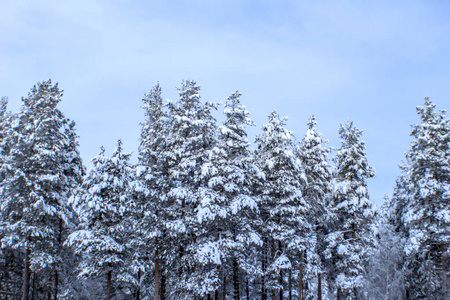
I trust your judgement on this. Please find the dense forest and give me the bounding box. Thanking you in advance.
[0,80,449,300]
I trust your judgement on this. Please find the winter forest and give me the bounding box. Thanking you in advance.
[0,79,449,300]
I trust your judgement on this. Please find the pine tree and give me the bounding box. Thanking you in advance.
[0,80,84,299]
[325,121,375,300]
[134,82,169,299]
[197,91,262,299]
[54,119,86,299]
[66,140,133,300]
[254,110,310,300]
[0,96,21,297]
[0,96,10,200]
[299,115,333,300]
[161,80,218,299]
[0,97,10,172]
[385,165,412,300]
[392,98,450,299]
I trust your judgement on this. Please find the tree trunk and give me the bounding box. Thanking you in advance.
[179,198,186,278]
[136,269,141,300]
[304,252,308,293]
[441,242,446,296]
[21,247,30,300]
[317,273,322,300]
[279,269,283,300]
[246,279,250,300]
[0,254,4,297]
[350,223,356,300]
[54,218,63,300]
[336,287,341,300]
[271,239,275,300]
[233,257,240,300]
[155,246,160,300]
[288,269,292,300]
[223,272,227,300]
[54,270,59,300]
[32,272,36,300]
[279,241,283,300]
[106,270,112,300]
[179,243,184,278]
[262,237,267,300]
[298,251,303,300]
[161,268,166,300]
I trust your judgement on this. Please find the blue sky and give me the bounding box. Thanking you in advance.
[1,0,450,207]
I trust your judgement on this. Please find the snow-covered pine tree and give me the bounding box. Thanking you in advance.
[254,110,310,300]
[54,118,86,299]
[197,91,262,300]
[0,96,8,124]
[0,96,20,297]
[161,80,218,299]
[299,115,333,300]
[0,97,10,173]
[392,98,450,299]
[382,164,413,300]
[325,121,375,300]
[66,140,133,300]
[388,164,411,236]
[0,96,10,195]
[133,82,169,299]
[0,80,84,300]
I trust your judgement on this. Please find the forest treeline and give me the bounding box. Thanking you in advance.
[0,80,449,300]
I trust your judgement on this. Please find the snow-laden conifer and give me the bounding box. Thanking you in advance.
[299,115,333,300]
[300,116,333,224]
[0,96,11,196]
[0,97,10,166]
[0,80,84,299]
[254,110,310,300]
[0,96,17,296]
[391,98,450,299]
[325,121,375,300]
[133,82,169,299]
[161,80,218,299]
[197,91,262,299]
[66,140,133,300]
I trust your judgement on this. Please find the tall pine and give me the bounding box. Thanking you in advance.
[0,81,84,299]
[0,97,10,181]
[391,98,450,299]
[66,141,133,300]
[254,110,310,300]
[325,121,375,300]
[299,115,333,300]
[134,83,169,299]
[0,96,11,199]
[162,80,218,299]
[197,91,262,299]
